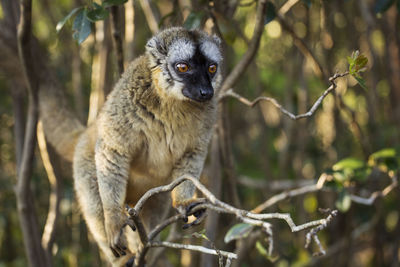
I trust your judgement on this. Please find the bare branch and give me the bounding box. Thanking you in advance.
[350,174,398,205]
[278,0,301,16]
[252,174,328,213]
[238,175,315,191]
[220,72,349,120]
[38,121,61,257]
[110,5,124,75]
[139,0,159,34]
[16,0,50,266]
[148,241,238,260]
[305,210,338,255]
[130,175,337,262]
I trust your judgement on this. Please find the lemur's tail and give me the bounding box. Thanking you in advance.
[39,73,85,162]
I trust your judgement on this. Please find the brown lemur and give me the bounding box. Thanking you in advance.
[40,27,222,266]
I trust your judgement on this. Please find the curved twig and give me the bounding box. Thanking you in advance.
[220,72,349,120]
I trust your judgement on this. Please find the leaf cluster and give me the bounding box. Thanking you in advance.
[56,0,128,44]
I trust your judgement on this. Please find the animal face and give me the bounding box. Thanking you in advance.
[146,27,223,102]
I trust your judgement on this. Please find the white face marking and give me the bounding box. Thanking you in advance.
[168,39,195,63]
[200,41,222,64]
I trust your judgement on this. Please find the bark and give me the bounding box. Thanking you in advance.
[15,0,50,266]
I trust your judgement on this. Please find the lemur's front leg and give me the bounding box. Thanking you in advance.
[95,139,131,257]
[170,147,208,228]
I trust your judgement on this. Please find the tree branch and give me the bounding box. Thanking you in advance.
[128,175,338,265]
[220,72,349,120]
[37,121,61,259]
[15,0,50,266]
[148,241,237,260]
[139,0,159,34]
[110,5,125,75]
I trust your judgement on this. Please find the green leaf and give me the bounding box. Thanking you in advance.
[368,148,399,171]
[87,3,109,22]
[332,157,368,183]
[354,76,368,91]
[370,148,397,159]
[374,0,396,14]
[224,223,254,243]
[264,1,276,25]
[354,54,368,72]
[335,190,351,212]
[102,0,128,8]
[333,158,365,171]
[56,7,83,33]
[73,9,92,44]
[256,241,268,257]
[183,11,204,30]
[398,0,400,12]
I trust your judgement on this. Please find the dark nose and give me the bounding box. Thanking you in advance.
[200,87,214,100]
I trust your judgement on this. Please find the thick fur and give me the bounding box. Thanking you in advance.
[72,28,222,266]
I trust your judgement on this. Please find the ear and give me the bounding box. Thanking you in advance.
[212,34,222,46]
[146,35,168,57]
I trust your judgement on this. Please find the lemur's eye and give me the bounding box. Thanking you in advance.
[208,64,217,74]
[176,63,189,73]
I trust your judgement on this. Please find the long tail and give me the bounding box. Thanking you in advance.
[39,74,85,162]
[0,20,85,163]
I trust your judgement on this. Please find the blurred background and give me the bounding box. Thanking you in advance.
[0,0,399,266]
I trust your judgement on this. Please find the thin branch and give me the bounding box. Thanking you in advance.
[350,174,398,205]
[305,210,338,255]
[276,14,327,79]
[148,241,238,259]
[38,121,61,258]
[252,173,328,213]
[16,0,50,266]
[220,72,349,120]
[139,0,159,34]
[110,5,124,75]
[238,175,315,191]
[220,0,269,93]
[147,214,185,241]
[278,0,301,16]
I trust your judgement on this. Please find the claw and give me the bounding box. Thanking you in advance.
[111,246,121,258]
[182,198,207,229]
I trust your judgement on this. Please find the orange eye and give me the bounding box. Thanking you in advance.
[208,64,217,74]
[176,63,189,73]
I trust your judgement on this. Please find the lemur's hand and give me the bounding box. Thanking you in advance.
[175,198,207,229]
[104,209,128,258]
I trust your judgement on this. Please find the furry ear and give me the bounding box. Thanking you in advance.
[212,34,222,46]
[146,35,168,56]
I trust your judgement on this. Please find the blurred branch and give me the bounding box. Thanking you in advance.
[220,72,349,120]
[220,0,269,93]
[37,121,61,259]
[238,175,314,191]
[15,0,50,266]
[139,0,159,34]
[110,5,125,75]
[252,174,328,213]
[350,174,398,205]
[310,216,379,265]
[278,0,300,16]
[252,171,398,215]
[276,14,327,79]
